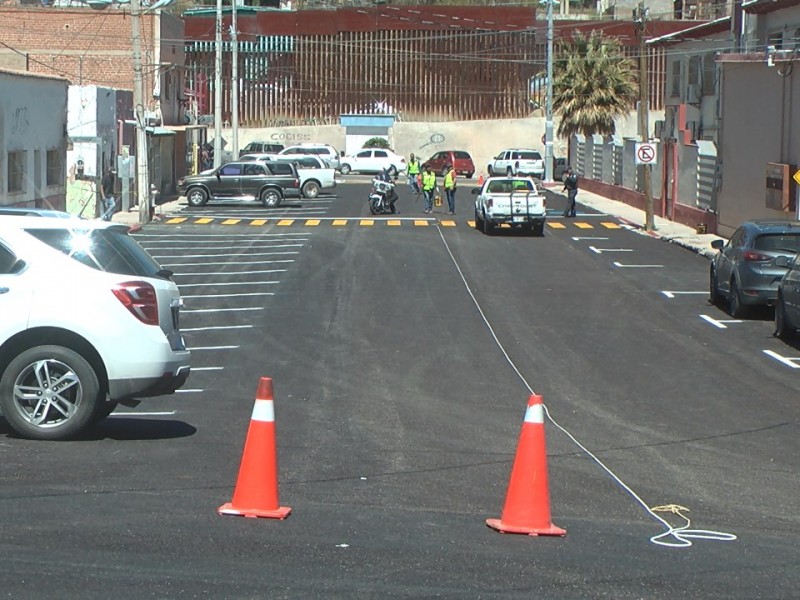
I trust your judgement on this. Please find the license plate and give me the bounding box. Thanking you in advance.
[512,216,525,223]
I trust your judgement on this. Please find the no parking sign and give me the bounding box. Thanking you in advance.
[635,142,658,166]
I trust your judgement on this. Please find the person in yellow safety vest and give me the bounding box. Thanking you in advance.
[443,164,457,215]
[421,163,437,214]
[407,153,421,194]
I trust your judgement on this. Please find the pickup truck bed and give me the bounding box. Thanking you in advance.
[473,176,547,236]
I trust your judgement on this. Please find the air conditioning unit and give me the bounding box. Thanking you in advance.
[686,83,701,104]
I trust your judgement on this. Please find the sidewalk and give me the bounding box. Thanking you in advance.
[566,188,725,259]
[114,188,726,259]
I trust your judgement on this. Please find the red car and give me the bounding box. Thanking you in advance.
[424,150,476,179]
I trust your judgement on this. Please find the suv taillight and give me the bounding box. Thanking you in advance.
[742,250,772,262]
[112,281,159,325]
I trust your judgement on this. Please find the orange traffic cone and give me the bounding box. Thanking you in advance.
[486,394,565,536]
[218,377,292,519]
[477,172,485,186]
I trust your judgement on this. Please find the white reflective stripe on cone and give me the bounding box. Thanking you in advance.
[524,403,544,424]
[251,399,275,422]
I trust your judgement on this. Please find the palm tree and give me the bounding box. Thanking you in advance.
[552,31,638,138]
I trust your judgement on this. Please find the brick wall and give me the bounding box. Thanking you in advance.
[0,7,157,93]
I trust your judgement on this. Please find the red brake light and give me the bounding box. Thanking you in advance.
[112,281,159,325]
[742,250,772,262]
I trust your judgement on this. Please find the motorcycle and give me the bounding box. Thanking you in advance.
[368,175,399,215]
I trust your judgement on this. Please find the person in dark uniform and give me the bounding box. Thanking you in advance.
[562,167,578,218]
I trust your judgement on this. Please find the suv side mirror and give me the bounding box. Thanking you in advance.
[710,239,725,250]
[471,188,480,195]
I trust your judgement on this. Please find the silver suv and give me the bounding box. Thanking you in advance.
[488,149,545,179]
[0,216,191,440]
[279,144,341,170]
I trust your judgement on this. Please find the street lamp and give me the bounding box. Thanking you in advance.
[539,0,558,184]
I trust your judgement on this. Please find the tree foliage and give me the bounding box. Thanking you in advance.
[552,31,638,139]
[362,137,391,149]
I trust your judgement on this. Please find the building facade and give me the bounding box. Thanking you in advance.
[0,69,68,210]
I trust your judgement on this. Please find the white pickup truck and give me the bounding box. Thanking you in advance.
[472,176,547,236]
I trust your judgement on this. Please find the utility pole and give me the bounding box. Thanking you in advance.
[231,0,239,159]
[131,0,150,225]
[635,1,655,231]
[541,0,556,184]
[213,0,223,168]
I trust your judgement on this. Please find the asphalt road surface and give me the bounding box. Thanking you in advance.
[1,178,798,599]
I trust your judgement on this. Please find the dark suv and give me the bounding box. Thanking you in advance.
[239,141,285,156]
[177,161,300,208]
[710,220,800,317]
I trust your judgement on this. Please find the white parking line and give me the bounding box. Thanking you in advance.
[189,345,239,350]
[174,269,288,276]
[699,314,743,329]
[589,246,634,254]
[613,261,664,268]
[662,291,708,298]
[181,325,254,331]
[182,292,275,299]
[572,236,609,241]
[110,411,178,417]
[150,250,303,259]
[178,280,280,288]
[763,349,800,369]
[161,259,296,267]
[184,307,265,314]
[192,366,224,371]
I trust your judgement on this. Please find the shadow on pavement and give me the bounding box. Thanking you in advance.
[0,417,197,442]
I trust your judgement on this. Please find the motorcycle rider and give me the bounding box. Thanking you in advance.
[376,167,399,214]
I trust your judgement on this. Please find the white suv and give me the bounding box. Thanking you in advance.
[240,153,338,199]
[488,149,545,179]
[339,149,406,175]
[0,216,191,440]
[279,143,341,170]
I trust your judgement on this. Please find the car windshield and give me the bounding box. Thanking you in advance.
[754,233,800,253]
[25,227,164,277]
[454,151,471,159]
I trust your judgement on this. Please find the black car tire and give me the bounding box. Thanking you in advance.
[506,167,514,176]
[474,208,483,230]
[482,214,494,236]
[709,267,721,306]
[532,222,545,237]
[0,345,101,440]
[92,400,119,423]
[465,172,474,179]
[728,279,748,318]
[261,188,282,208]
[774,294,794,340]
[187,188,208,207]
[302,180,320,199]
[340,163,352,175]
[487,166,494,176]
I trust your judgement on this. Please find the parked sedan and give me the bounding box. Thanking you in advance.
[339,149,406,175]
[176,161,300,208]
[710,220,800,317]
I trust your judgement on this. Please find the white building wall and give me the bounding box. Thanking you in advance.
[0,69,68,209]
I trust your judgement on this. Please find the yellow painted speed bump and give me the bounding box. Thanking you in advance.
[548,222,566,229]
[601,222,621,229]
[250,219,267,226]
[575,222,593,229]
[195,218,214,224]
[440,220,456,227]
[221,219,241,225]
[277,219,294,226]
[305,219,321,226]
[360,219,375,226]
[166,217,187,224]
[332,219,347,226]
[387,220,401,226]
[414,220,429,226]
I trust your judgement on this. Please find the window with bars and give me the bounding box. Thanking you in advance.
[46,150,62,187]
[8,151,25,193]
